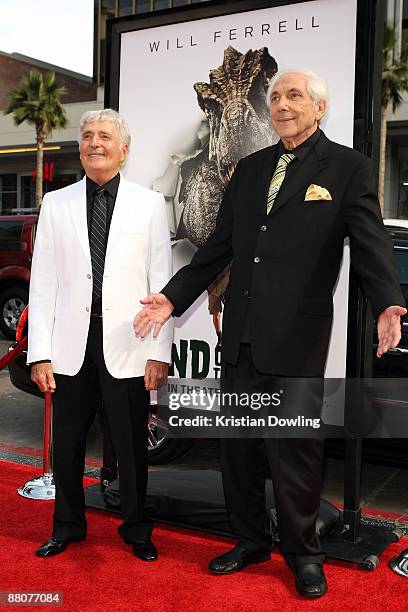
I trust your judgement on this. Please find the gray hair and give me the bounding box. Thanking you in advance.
[266,70,329,120]
[79,108,131,162]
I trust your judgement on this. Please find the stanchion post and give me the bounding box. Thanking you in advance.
[18,391,55,500]
[341,438,362,541]
[42,391,53,475]
[14,306,55,500]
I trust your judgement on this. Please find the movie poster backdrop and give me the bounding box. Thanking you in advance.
[115,0,359,420]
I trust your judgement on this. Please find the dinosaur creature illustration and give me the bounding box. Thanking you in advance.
[155,46,278,330]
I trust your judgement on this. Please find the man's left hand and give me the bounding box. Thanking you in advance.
[144,359,168,391]
[377,305,407,357]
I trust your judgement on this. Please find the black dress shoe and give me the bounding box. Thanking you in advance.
[36,535,85,558]
[208,545,271,575]
[132,540,158,561]
[293,563,328,598]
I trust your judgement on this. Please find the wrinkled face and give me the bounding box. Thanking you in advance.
[79,121,127,183]
[269,73,326,147]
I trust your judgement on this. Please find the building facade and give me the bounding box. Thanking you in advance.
[384,0,408,218]
[0,52,101,211]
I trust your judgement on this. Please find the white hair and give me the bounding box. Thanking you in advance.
[266,70,329,120]
[79,108,131,162]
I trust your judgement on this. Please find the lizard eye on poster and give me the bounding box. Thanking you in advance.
[117,0,357,388]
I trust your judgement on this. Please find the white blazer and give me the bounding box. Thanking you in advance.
[27,175,174,378]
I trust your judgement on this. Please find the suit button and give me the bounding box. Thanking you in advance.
[243,290,249,296]
[254,257,260,263]
[85,306,90,312]
[87,273,92,279]
[260,225,267,231]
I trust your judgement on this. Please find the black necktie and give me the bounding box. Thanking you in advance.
[90,187,107,302]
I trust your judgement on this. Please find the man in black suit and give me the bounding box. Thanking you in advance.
[134,71,406,597]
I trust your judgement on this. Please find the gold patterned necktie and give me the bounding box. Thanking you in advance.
[266,153,296,214]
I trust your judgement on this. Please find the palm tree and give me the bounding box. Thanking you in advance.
[379,25,408,213]
[4,71,67,207]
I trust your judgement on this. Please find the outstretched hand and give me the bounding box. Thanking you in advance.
[133,293,174,338]
[376,305,407,357]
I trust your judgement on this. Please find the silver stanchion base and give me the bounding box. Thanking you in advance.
[18,473,55,500]
[389,548,408,578]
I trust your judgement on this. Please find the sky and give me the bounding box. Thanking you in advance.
[0,0,94,76]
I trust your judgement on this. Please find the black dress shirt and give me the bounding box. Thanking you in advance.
[86,173,120,315]
[279,126,322,175]
[86,173,120,242]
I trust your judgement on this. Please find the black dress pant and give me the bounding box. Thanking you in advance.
[221,344,325,567]
[51,318,152,543]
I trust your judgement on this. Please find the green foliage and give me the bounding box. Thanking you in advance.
[4,70,67,141]
[382,24,408,112]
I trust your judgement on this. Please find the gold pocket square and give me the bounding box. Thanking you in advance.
[304,184,332,201]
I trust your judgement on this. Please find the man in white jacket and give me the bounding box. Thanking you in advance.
[28,109,173,561]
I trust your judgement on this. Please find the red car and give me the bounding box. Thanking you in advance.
[0,214,37,339]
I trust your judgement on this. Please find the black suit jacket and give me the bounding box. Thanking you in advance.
[163,132,405,376]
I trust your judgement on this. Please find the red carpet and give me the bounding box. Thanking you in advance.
[0,442,102,467]
[0,460,407,612]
